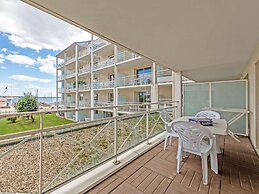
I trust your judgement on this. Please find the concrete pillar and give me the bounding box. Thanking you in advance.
[151,62,158,109]
[173,71,182,116]
[90,34,94,121]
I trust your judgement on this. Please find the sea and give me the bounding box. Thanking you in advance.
[10,97,61,105]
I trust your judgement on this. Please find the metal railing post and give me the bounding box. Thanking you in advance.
[113,107,120,165]
[146,105,151,145]
[39,113,43,194]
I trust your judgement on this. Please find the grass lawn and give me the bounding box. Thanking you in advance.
[0,114,74,136]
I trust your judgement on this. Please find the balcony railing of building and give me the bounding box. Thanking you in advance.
[157,69,173,83]
[93,42,108,51]
[78,65,91,75]
[93,80,115,89]
[0,102,179,194]
[66,71,76,79]
[78,49,89,58]
[93,57,115,70]
[79,84,91,91]
[66,86,76,93]
[58,74,65,81]
[116,51,139,63]
[79,100,90,108]
[58,88,64,93]
[94,101,113,107]
[116,73,152,87]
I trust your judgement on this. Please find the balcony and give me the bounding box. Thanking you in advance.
[117,74,152,87]
[93,42,108,51]
[117,51,139,63]
[65,101,76,107]
[58,75,65,81]
[58,88,64,93]
[78,65,90,75]
[93,80,114,89]
[157,69,172,83]
[66,71,76,79]
[79,84,90,91]
[79,100,90,107]
[93,57,115,70]
[78,49,88,58]
[94,101,113,107]
[66,86,76,93]
[88,135,258,194]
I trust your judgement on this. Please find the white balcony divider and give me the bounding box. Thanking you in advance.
[0,102,179,194]
[117,73,152,87]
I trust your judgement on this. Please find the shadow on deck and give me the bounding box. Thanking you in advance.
[87,136,259,194]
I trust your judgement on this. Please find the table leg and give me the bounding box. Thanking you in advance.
[210,136,218,174]
[215,135,221,154]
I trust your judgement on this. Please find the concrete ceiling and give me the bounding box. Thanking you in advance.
[22,0,259,82]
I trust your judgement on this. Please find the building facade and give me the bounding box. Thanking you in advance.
[56,36,177,121]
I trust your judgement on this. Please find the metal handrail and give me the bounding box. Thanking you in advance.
[0,102,179,193]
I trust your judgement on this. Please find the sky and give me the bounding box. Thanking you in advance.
[0,0,91,97]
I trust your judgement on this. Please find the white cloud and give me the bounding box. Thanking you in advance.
[24,84,43,90]
[37,55,56,75]
[1,48,8,52]
[6,54,35,65]
[0,0,91,51]
[1,66,7,69]
[0,54,4,63]
[8,75,51,83]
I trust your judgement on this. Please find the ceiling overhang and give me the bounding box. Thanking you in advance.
[22,0,259,82]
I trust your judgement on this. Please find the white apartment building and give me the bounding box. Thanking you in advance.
[56,36,177,121]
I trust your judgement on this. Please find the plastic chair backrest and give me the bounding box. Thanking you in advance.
[172,121,213,153]
[160,110,173,125]
[195,111,220,119]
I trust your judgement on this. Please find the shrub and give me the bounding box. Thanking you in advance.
[7,117,17,123]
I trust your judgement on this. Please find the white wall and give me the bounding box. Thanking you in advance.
[242,45,259,154]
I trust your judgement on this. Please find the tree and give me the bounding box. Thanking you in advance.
[17,93,38,122]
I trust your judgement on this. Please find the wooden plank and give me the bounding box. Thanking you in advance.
[153,177,172,194]
[126,167,146,184]
[88,175,118,194]
[131,168,152,187]
[110,182,143,194]
[144,157,176,178]
[181,168,195,187]
[137,171,157,191]
[189,171,202,192]
[116,162,142,180]
[143,174,164,194]
[209,175,221,194]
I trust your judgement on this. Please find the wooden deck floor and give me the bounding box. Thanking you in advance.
[87,136,259,194]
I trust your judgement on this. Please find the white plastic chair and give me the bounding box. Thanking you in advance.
[196,110,221,153]
[172,121,218,185]
[159,110,178,150]
[195,110,220,119]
